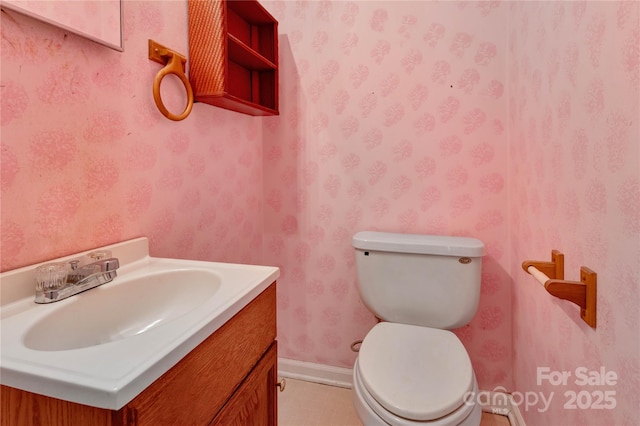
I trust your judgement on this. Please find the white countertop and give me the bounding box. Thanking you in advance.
[0,238,279,409]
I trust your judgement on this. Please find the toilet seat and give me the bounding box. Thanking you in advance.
[358,322,475,422]
[353,360,480,426]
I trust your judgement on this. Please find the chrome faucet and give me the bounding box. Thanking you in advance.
[35,257,120,304]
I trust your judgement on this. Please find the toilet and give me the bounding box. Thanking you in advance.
[351,231,484,426]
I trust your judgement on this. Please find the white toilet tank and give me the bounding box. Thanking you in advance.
[352,231,484,330]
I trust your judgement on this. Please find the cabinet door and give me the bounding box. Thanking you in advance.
[210,342,278,426]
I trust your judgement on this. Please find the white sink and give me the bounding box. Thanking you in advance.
[0,238,279,410]
[24,269,221,351]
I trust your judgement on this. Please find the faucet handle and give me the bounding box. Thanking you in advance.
[87,250,112,261]
[35,263,68,291]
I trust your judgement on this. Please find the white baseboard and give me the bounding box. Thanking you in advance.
[278,359,526,426]
[480,391,526,426]
[278,358,353,388]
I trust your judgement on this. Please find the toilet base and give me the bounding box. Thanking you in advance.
[352,360,482,426]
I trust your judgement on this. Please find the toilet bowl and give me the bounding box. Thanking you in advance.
[352,322,481,426]
[351,231,485,426]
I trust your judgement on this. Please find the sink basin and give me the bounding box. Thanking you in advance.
[23,269,221,351]
[0,237,279,410]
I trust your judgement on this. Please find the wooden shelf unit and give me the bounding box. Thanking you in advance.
[188,0,279,116]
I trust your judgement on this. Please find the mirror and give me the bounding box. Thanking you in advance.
[0,0,123,51]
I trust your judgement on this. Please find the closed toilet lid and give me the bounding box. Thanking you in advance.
[358,322,474,421]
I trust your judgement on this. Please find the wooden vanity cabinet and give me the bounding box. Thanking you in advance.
[0,283,278,426]
[210,342,277,425]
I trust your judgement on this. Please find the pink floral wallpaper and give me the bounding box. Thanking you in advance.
[1,2,264,268]
[1,1,638,424]
[509,2,639,425]
[261,0,511,391]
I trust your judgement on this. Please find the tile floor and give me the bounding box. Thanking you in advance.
[278,379,362,426]
[278,378,511,426]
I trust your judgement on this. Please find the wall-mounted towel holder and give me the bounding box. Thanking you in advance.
[522,250,597,328]
[148,39,194,121]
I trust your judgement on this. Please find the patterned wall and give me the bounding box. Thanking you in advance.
[262,0,512,391]
[2,2,638,424]
[508,2,639,425]
[2,0,512,392]
[1,2,264,268]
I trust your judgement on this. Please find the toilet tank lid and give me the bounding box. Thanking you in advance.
[352,231,484,257]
